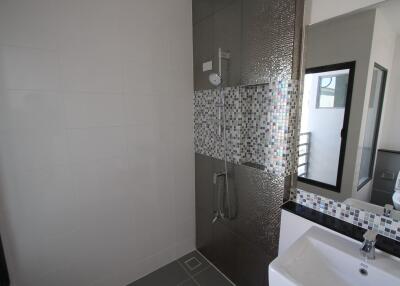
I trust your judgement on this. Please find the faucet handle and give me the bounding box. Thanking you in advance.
[213,171,226,184]
[384,204,394,217]
[363,229,378,242]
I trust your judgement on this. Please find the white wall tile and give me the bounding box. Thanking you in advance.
[56,0,122,57]
[67,127,127,165]
[123,94,162,125]
[60,52,123,93]
[0,0,194,285]
[64,92,124,128]
[123,59,171,96]
[0,45,60,90]
[0,90,65,130]
[0,128,69,173]
[0,0,60,49]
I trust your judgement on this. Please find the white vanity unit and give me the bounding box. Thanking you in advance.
[269,210,400,286]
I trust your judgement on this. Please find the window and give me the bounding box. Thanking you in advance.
[298,62,356,192]
[357,64,387,190]
[316,74,349,108]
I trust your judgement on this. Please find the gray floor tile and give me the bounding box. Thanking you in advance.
[178,251,210,275]
[128,261,189,286]
[178,279,198,286]
[193,268,233,286]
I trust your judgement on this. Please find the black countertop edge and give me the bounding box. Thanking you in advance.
[378,149,400,154]
[281,201,400,258]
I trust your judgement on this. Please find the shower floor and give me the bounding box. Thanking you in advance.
[128,250,234,286]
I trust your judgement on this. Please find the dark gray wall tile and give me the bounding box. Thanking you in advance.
[195,153,287,286]
[193,0,302,90]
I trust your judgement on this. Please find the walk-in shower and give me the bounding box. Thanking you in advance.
[193,0,303,284]
[208,48,234,223]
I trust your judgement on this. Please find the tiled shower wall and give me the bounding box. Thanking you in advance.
[195,154,291,285]
[193,0,304,285]
[194,81,299,176]
[193,81,299,285]
[193,0,302,90]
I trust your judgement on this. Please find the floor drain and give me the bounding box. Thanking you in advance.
[359,268,368,276]
[184,257,202,271]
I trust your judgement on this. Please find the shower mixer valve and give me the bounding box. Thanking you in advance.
[213,171,226,184]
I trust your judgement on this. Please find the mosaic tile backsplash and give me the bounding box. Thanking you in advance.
[194,80,299,176]
[291,189,400,242]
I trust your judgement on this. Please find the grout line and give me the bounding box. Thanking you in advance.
[177,260,201,286]
[176,278,196,286]
[194,250,236,286]
[190,265,211,276]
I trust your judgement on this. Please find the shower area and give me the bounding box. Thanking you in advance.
[192,0,303,285]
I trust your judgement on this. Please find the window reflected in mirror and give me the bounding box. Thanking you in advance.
[298,62,355,192]
[358,64,387,190]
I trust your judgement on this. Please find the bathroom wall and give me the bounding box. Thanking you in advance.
[193,0,303,90]
[0,0,194,285]
[379,36,400,151]
[193,0,242,90]
[192,0,303,285]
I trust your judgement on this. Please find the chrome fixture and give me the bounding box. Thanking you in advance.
[212,171,226,223]
[383,204,393,218]
[208,73,222,87]
[360,230,377,260]
[213,171,227,184]
[208,50,235,223]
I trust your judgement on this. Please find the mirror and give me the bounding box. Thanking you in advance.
[298,63,354,191]
[296,0,400,217]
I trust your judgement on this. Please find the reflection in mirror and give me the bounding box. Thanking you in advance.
[357,64,387,190]
[298,63,354,192]
[296,0,400,218]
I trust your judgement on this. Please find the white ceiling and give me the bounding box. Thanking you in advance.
[306,0,387,25]
[378,0,400,34]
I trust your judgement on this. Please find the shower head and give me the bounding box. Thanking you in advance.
[208,73,222,87]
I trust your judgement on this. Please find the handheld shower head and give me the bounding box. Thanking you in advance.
[209,73,222,87]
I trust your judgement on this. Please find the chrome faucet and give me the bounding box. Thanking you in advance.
[360,230,377,260]
[212,171,227,223]
[213,171,226,184]
[383,204,393,218]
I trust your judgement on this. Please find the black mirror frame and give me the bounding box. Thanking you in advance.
[297,61,356,193]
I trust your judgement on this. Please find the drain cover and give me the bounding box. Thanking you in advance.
[184,257,202,271]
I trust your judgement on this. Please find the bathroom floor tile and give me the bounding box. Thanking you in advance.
[193,267,233,286]
[178,250,210,275]
[127,261,189,286]
[178,279,198,286]
[127,250,234,286]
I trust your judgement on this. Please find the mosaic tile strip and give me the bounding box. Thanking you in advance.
[194,80,299,176]
[290,189,400,242]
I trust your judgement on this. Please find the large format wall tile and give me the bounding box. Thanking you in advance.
[193,1,304,285]
[192,0,303,90]
[195,153,288,286]
[0,0,195,285]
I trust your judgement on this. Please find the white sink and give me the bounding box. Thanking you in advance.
[269,226,400,286]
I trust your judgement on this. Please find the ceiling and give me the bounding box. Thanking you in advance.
[378,0,400,35]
